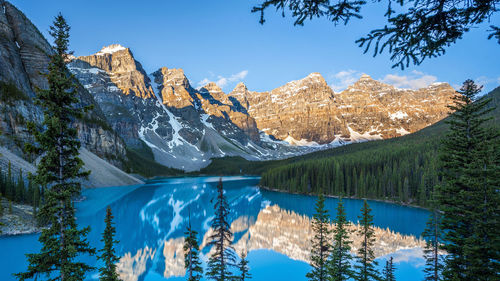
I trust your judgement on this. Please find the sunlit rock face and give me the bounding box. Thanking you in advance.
[117,246,156,281]
[230,73,455,144]
[0,2,126,167]
[76,45,155,99]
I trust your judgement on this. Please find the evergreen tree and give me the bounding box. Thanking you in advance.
[98,207,121,281]
[206,178,236,281]
[354,200,380,281]
[382,257,395,281]
[329,198,354,281]
[0,195,3,217]
[6,161,12,200]
[15,13,95,281]
[16,169,24,203]
[184,213,203,281]
[438,80,500,280]
[236,251,251,281]
[422,208,443,281]
[306,193,332,281]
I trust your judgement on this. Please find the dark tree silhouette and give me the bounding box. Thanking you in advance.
[382,256,396,281]
[438,79,500,280]
[328,198,354,281]
[252,0,500,69]
[353,200,380,281]
[184,213,203,281]
[15,13,95,281]
[206,178,236,281]
[236,251,252,281]
[422,209,443,281]
[306,193,332,281]
[98,207,121,281]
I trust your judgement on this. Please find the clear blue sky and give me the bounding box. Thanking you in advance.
[11,0,500,93]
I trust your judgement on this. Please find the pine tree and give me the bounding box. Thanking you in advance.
[422,208,443,281]
[306,193,332,281]
[16,169,24,203]
[15,13,95,281]
[206,178,236,281]
[0,196,3,217]
[354,200,380,281]
[6,161,12,200]
[382,257,395,281]
[236,251,251,281]
[328,198,354,281]
[98,207,121,281]
[184,213,203,281]
[438,80,500,280]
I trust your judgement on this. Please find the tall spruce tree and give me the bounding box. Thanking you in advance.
[183,213,203,281]
[98,207,121,281]
[382,257,395,281]
[236,251,251,281]
[306,193,332,281]
[206,178,236,281]
[15,13,95,281]
[438,80,500,280]
[422,208,443,281]
[0,195,3,217]
[16,169,24,203]
[329,198,354,281]
[354,200,380,281]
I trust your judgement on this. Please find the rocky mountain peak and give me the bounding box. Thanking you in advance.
[96,44,127,55]
[305,72,326,81]
[201,82,224,94]
[359,73,373,81]
[153,67,191,90]
[349,73,393,92]
[233,82,248,92]
[75,44,154,99]
[151,67,197,109]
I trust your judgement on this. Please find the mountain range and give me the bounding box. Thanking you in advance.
[0,1,456,184]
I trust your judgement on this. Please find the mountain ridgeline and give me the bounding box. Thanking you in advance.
[0,1,459,183]
[226,87,500,207]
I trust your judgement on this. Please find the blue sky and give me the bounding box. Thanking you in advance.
[11,0,500,93]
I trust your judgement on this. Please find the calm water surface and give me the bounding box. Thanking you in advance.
[0,176,429,281]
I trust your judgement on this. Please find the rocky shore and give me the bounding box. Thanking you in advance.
[0,197,40,236]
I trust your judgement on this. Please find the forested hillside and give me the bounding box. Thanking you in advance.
[199,86,500,207]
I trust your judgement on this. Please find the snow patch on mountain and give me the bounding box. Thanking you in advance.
[96,44,126,55]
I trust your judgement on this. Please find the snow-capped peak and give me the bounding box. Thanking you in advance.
[96,44,127,55]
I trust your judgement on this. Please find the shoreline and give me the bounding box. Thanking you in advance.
[0,198,41,237]
[258,185,429,211]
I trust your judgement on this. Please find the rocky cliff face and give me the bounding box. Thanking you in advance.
[230,73,455,145]
[0,1,127,168]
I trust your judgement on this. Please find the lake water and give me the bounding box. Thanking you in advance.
[0,176,430,281]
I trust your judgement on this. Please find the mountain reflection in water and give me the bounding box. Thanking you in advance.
[0,176,429,281]
[77,177,428,281]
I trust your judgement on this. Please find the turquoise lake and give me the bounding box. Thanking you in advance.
[0,176,430,281]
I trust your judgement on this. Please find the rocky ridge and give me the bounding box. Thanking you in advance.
[68,43,454,171]
[0,1,127,170]
[230,73,455,144]
[69,46,312,171]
